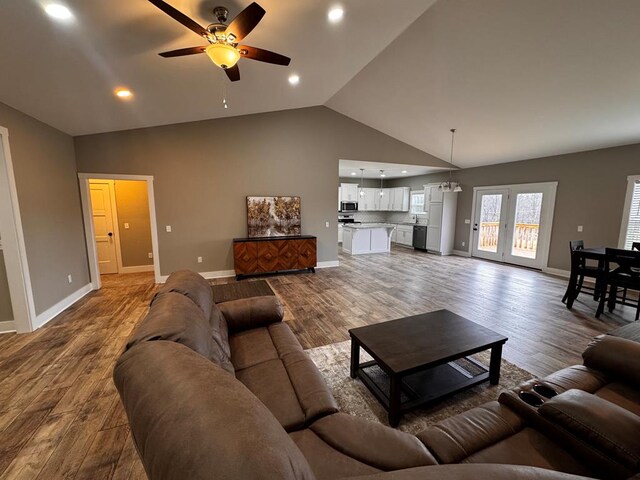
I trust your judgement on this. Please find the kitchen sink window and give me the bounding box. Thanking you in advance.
[410,191,426,215]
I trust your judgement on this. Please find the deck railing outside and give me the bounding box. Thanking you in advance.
[479,222,539,257]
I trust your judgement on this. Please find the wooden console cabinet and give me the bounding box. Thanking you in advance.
[233,235,317,279]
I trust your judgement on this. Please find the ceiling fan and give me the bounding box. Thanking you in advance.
[148,0,291,82]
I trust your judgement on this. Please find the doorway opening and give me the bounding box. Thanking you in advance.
[79,174,160,288]
[470,182,557,270]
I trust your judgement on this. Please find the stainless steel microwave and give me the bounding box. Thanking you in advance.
[340,201,358,212]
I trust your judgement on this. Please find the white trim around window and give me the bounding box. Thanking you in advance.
[618,174,640,249]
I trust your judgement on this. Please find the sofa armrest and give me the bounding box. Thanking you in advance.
[347,464,592,480]
[416,401,524,464]
[539,389,640,470]
[308,412,437,471]
[218,295,284,333]
[582,334,640,385]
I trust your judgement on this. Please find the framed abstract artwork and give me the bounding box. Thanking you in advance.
[247,196,301,238]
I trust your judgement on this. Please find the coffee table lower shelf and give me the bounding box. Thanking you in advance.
[354,357,490,424]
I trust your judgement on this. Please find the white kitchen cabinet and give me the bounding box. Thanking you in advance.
[391,187,410,211]
[338,187,341,210]
[396,225,414,246]
[390,226,398,243]
[379,190,390,211]
[360,188,378,211]
[425,185,444,203]
[423,186,457,255]
[338,224,343,243]
[340,183,359,202]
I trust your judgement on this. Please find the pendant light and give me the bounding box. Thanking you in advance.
[379,170,385,196]
[439,128,462,193]
[359,168,365,197]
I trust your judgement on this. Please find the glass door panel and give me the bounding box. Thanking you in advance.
[510,193,542,259]
[472,189,509,262]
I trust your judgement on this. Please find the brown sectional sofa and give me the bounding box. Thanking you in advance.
[114,270,640,480]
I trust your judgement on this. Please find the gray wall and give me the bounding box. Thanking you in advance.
[0,102,90,315]
[389,143,640,270]
[75,106,447,275]
[0,254,13,322]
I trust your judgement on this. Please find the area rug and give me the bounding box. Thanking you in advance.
[306,341,533,434]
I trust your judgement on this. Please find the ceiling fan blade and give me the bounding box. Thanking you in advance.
[225,64,240,82]
[238,45,290,66]
[159,46,207,58]
[225,2,265,42]
[148,0,209,38]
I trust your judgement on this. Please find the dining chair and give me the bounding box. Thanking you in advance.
[562,240,603,307]
[633,242,640,251]
[595,248,640,320]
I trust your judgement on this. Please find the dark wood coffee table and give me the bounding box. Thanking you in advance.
[349,309,508,427]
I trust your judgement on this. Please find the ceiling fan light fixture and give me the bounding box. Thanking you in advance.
[205,43,240,69]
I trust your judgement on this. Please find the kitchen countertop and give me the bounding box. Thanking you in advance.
[342,223,396,229]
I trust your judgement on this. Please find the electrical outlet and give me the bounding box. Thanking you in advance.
[462,241,465,247]
[197,256,203,263]
[577,225,583,232]
[166,225,172,232]
[325,221,330,228]
[124,222,130,229]
[148,252,153,259]
[67,274,73,284]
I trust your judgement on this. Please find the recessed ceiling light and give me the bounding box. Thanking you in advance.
[114,88,133,99]
[288,74,300,86]
[44,3,73,20]
[401,170,408,174]
[328,7,344,23]
[380,173,386,178]
[350,172,356,176]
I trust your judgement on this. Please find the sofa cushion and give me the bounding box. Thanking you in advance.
[209,304,231,358]
[290,428,381,479]
[113,341,316,480]
[346,464,595,480]
[309,413,437,471]
[461,428,592,477]
[583,335,640,386]
[594,382,640,415]
[542,365,608,394]
[236,359,307,431]
[126,292,233,374]
[230,328,280,370]
[155,270,214,316]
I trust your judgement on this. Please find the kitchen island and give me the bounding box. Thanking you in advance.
[342,223,395,255]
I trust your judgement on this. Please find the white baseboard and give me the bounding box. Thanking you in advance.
[542,267,571,278]
[453,250,471,257]
[34,283,93,329]
[119,265,154,274]
[0,320,16,333]
[317,260,339,268]
[158,269,236,283]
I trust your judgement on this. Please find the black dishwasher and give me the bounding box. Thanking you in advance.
[413,225,427,250]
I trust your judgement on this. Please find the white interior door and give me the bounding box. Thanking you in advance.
[472,183,557,269]
[90,181,119,274]
[472,189,509,262]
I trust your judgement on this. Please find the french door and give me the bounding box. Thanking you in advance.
[471,183,557,269]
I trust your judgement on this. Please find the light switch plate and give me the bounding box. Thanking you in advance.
[325,221,330,228]
[148,252,153,259]
[166,225,172,232]
[124,222,130,229]
[577,225,583,232]
[464,219,471,224]
[197,256,203,263]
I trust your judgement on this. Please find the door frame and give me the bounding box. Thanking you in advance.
[469,182,558,269]
[0,126,37,333]
[78,173,161,287]
[470,188,510,262]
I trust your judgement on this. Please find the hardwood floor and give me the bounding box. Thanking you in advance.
[0,247,631,479]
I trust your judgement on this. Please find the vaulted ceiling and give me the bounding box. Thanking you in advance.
[2,0,640,168]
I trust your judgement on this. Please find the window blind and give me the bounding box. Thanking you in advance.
[624,180,640,249]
